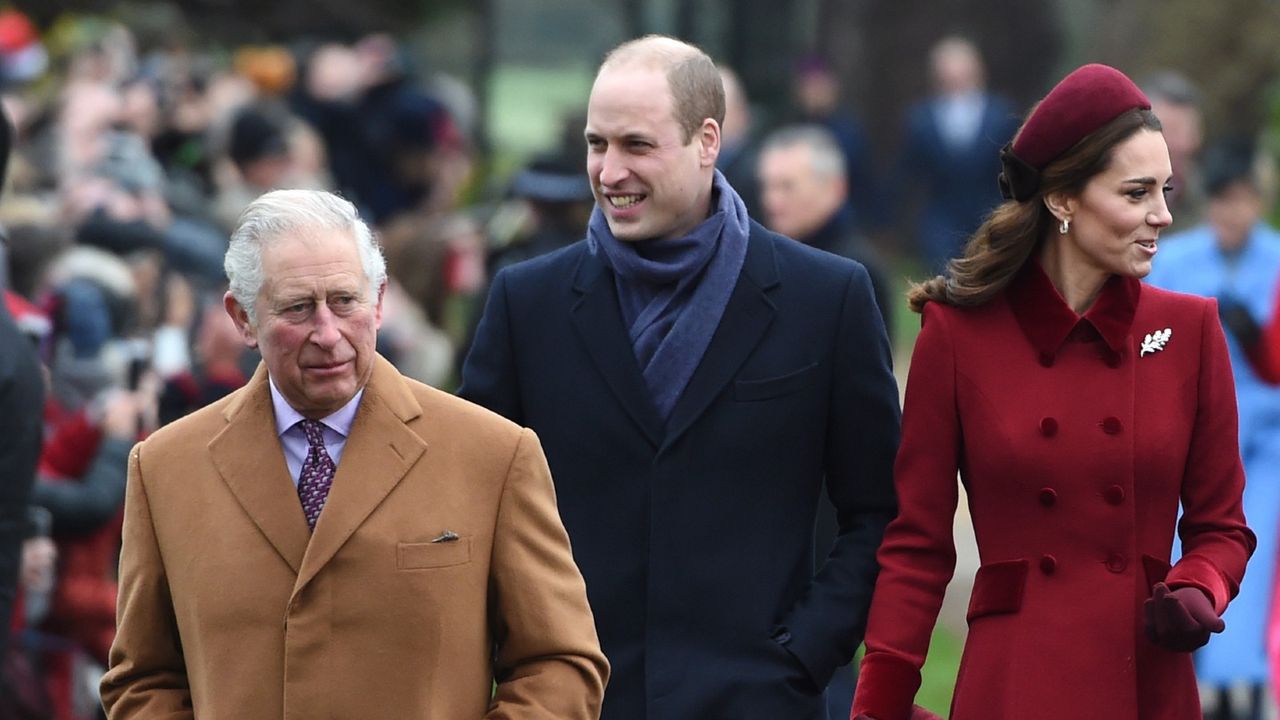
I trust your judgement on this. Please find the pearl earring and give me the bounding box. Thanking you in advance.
[1059,217,1071,235]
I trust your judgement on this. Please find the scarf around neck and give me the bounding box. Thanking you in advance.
[588,169,750,421]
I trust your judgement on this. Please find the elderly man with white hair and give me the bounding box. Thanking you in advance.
[101,188,608,720]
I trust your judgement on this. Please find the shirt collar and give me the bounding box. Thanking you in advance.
[1006,260,1141,361]
[268,376,364,438]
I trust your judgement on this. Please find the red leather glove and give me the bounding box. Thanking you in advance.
[853,705,944,720]
[1143,582,1225,652]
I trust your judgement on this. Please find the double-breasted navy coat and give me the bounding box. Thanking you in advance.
[461,223,901,720]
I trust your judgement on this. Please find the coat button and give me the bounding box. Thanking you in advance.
[1101,416,1123,434]
[1104,350,1122,368]
[1039,417,1058,437]
[1039,351,1055,368]
[1039,554,1057,575]
[1104,485,1126,505]
[1105,553,1127,573]
[1039,488,1057,507]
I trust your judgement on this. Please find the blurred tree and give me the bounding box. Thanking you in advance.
[1088,0,1280,139]
[722,0,797,114]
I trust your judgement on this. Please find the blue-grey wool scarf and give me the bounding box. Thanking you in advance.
[588,170,750,420]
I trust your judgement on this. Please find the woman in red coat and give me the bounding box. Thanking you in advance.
[851,65,1255,720]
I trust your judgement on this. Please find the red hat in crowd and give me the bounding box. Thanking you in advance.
[4,289,50,340]
[998,63,1151,201]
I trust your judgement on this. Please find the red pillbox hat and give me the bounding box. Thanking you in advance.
[999,64,1150,201]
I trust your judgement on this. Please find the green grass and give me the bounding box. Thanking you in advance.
[916,626,963,716]
[486,63,594,179]
[854,626,963,717]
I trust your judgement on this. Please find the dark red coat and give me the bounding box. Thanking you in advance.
[1245,284,1280,383]
[853,264,1255,720]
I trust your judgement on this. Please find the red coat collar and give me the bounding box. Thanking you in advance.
[1006,261,1141,363]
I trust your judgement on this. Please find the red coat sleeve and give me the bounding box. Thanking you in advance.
[1245,284,1280,384]
[852,303,960,720]
[1164,300,1255,612]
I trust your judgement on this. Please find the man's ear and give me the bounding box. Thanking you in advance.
[698,118,721,168]
[224,291,258,349]
[372,281,387,330]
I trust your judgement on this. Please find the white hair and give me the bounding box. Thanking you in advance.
[760,124,846,180]
[224,189,386,323]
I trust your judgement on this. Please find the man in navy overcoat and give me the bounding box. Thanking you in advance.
[899,37,1019,272]
[461,35,900,720]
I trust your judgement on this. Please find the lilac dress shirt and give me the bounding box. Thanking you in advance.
[268,378,363,487]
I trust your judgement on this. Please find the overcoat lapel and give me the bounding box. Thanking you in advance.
[664,230,779,449]
[570,252,665,448]
[208,364,310,575]
[295,356,427,594]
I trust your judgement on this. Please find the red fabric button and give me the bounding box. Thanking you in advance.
[1104,485,1125,505]
[1039,352,1055,368]
[1104,350,1122,368]
[1039,555,1057,575]
[1039,417,1058,437]
[1105,553,1127,573]
[1039,488,1057,507]
[1101,416,1123,434]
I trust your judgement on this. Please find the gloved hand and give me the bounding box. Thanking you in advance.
[852,705,944,720]
[1143,582,1224,652]
[1218,294,1261,349]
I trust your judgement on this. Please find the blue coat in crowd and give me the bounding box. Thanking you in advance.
[1146,221,1280,685]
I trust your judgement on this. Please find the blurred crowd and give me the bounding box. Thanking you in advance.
[0,9,1276,719]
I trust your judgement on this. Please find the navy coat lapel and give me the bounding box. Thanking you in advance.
[664,228,779,449]
[570,251,665,448]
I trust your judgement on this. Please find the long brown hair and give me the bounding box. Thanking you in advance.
[907,108,1163,313]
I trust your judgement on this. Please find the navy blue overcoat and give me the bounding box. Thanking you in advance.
[460,222,901,720]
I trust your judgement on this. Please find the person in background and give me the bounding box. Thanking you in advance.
[462,35,900,720]
[212,105,297,233]
[1141,71,1206,230]
[897,36,1018,272]
[757,123,894,334]
[852,64,1254,720]
[157,294,249,425]
[715,66,762,218]
[0,123,45,668]
[792,54,881,232]
[489,149,596,275]
[1144,138,1280,720]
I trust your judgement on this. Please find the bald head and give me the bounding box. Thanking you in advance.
[599,35,725,144]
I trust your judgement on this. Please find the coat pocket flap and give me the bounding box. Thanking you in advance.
[733,362,820,402]
[1141,553,1172,589]
[966,559,1028,623]
[398,538,472,569]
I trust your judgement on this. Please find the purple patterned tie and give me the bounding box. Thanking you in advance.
[296,419,336,530]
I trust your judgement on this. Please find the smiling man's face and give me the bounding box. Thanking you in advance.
[584,63,718,242]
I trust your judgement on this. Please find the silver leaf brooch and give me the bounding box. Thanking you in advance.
[1140,328,1172,357]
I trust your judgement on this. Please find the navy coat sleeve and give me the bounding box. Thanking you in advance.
[459,268,523,424]
[776,262,901,685]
